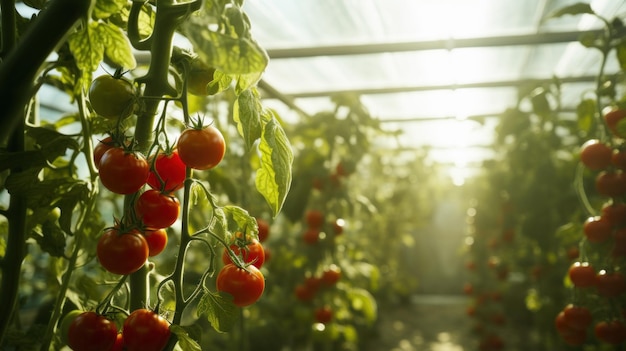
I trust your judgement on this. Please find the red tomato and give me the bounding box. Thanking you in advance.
[111,333,124,351]
[611,149,626,170]
[562,304,592,331]
[596,171,626,197]
[321,265,341,286]
[146,150,187,192]
[256,218,270,242]
[314,306,333,324]
[568,261,596,287]
[604,108,626,138]
[135,189,180,229]
[99,148,149,194]
[601,201,626,227]
[93,136,114,169]
[595,320,626,345]
[583,216,612,243]
[222,239,265,269]
[122,309,171,351]
[294,284,315,302]
[67,311,118,351]
[177,125,225,170]
[305,210,324,229]
[304,276,322,292]
[216,264,265,307]
[97,227,149,275]
[302,228,320,245]
[143,228,168,257]
[580,139,612,171]
[596,270,626,297]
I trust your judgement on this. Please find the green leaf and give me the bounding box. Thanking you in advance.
[208,206,228,240]
[206,70,234,95]
[347,288,378,326]
[197,291,239,333]
[576,98,596,134]
[255,110,293,217]
[549,3,594,18]
[93,0,127,19]
[170,325,202,351]
[223,205,257,238]
[68,21,104,91]
[97,22,137,69]
[35,220,66,257]
[27,127,80,160]
[233,89,263,151]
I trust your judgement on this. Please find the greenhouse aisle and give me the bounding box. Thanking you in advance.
[363,295,474,351]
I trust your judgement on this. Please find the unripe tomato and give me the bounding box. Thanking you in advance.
[59,309,83,345]
[177,125,225,170]
[89,75,135,119]
[67,311,118,351]
[187,58,216,96]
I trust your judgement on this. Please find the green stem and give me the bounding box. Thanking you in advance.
[0,0,16,58]
[0,0,93,146]
[0,121,27,347]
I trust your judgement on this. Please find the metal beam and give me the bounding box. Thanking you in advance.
[266,30,603,59]
[284,75,601,98]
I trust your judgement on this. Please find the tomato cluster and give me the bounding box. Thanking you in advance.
[554,107,626,346]
[64,309,170,351]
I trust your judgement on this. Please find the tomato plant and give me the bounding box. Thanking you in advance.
[0,1,293,350]
[122,309,171,351]
[216,264,265,307]
[177,125,226,170]
[67,312,118,351]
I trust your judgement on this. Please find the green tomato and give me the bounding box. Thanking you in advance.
[59,309,83,345]
[88,75,135,119]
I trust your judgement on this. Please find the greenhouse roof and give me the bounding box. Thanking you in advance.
[242,0,626,171]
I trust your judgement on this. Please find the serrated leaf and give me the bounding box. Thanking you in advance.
[97,22,137,69]
[182,19,268,76]
[347,288,377,326]
[170,325,202,351]
[208,207,228,239]
[197,291,239,333]
[93,0,127,19]
[255,110,293,217]
[233,89,262,151]
[549,3,594,18]
[68,21,104,91]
